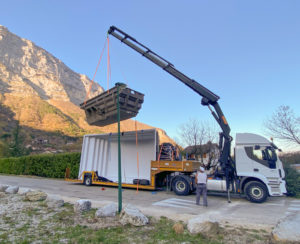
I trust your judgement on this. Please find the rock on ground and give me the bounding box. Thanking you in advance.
[18,188,32,195]
[173,223,184,234]
[74,199,91,213]
[0,192,6,198]
[25,191,47,201]
[95,203,118,218]
[5,186,19,194]
[0,184,9,192]
[187,216,220,235]
[119,204,149,226]
[271,212,300,243]
[46,195,64,208]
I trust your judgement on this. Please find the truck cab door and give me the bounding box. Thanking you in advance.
[246,146,278,177]
[245,146,284,195]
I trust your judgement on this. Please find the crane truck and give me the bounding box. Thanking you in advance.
[106,26,287,203]
[68,26,287,204]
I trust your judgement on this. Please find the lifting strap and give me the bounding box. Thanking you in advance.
[135,120,139,192]
[107,36,111,92]
[83,38,107,105]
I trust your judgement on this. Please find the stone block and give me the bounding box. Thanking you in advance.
[119,204,148,226]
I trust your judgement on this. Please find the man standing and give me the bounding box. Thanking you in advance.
[195,166,208,206]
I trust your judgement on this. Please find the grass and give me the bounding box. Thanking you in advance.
[16,223,30,232]
[1,208,223,244]
[250,233,264,241]
[0,233,8,241]
[46,220,210,244]
[23,207,41,217]
[39,215,225,244]
[81,207,97,218]
[2,215,13,223]
[146,216,208,243]
[38,201,48,208]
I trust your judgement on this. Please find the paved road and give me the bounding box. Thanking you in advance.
[1,175,299,229]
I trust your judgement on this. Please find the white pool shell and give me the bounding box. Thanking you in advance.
[79,129,159,184]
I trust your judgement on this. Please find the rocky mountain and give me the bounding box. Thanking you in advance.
[0,25,173,155]
[0,25,103,105]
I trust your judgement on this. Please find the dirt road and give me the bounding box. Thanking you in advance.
[1,174,299,229]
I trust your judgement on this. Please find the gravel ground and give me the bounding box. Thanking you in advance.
[0,192,277,244]
[0,192,123,243]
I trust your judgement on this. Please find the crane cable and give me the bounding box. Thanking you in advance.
[108,37,140,192]
[83,38,107,106]
[107,36,111,92]
[84,36,141,194]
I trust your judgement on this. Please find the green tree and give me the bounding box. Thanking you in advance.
[9,121,30,157]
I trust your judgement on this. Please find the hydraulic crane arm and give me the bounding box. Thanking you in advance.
[109,27,219,103]
[108,26,235,189]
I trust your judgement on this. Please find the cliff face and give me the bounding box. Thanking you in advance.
[0,25,173,155]
[0,25,103,105]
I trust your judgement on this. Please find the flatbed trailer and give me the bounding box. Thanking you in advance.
[65,128,286,202]
[65,159,201,192]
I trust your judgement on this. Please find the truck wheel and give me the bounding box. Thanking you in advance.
[172,177,190,196]
[245,181,268,203]
[84,175,92,186]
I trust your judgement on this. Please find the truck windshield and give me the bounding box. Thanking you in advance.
[245,146,277,169]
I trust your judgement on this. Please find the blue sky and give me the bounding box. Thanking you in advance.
[1,1,300,149]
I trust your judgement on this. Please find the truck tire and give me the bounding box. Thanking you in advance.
[84,175,92,186]
[172,177,190,196]
[245,181,268,203]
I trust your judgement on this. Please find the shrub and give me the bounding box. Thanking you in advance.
[0,153,80,179]
[283,164,300,198]
[280,152,300,198]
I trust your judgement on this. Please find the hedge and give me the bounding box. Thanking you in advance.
[283,163,300,198]
[280,153,300,198]
[0,152,80,179]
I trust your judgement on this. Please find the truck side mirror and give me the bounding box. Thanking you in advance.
[254,145,260,150]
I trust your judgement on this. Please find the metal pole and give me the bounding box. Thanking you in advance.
[117,84,122,213]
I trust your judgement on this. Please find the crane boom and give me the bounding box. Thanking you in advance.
[108,26,235,192]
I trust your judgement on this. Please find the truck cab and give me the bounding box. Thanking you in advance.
[235,133,287,202]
